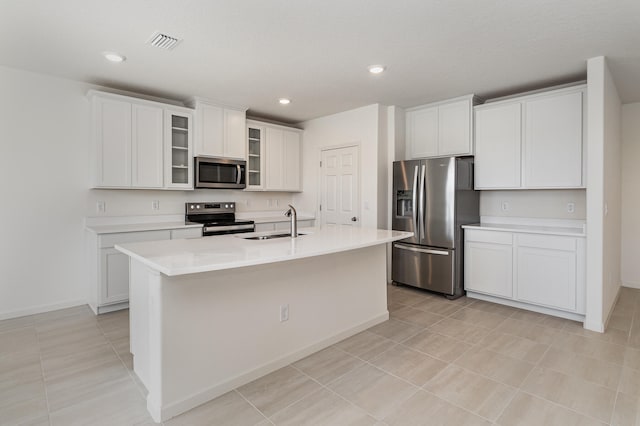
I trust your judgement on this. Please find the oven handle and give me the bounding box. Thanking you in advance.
[236,164,242,185]
[204,224,254,233]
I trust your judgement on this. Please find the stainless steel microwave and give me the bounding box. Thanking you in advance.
[194,157,246,189]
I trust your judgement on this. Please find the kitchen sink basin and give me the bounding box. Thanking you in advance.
[241,232,307,240]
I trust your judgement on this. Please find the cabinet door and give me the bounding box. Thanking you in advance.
[131,104,164,188]
[438,99,472,156]
[199,104,224,156]
[464,241,513,298]
[164,110,193,189]
[283,130,301,191]
[224,109,246,159]
[94,97,131,187]
[265,128,284,190]
[246,125,265,190]
[100,248,130,305]
[407,107,438,158]
[474,103,522,189]
[516,235,577,311]
[524,91,583,188]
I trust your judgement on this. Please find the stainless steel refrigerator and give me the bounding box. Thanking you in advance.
[391,157,479,298]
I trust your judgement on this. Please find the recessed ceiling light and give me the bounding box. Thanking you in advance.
[279,98,291,105]
[368,65,386,74]
[103,52,126,63]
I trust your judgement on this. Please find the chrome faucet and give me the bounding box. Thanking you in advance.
[284,204,298,238]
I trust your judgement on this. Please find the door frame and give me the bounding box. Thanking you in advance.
[317,143,362,226]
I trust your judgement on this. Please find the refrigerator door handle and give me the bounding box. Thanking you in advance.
[394,243,449,256]
[412,165,419,238]
[418,164,426,240]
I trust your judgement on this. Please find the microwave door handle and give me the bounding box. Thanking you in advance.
[236,164,242,185]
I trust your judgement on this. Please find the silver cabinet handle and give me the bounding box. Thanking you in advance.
[394,243,449,256]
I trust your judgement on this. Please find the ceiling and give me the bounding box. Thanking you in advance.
[1,0,639,123]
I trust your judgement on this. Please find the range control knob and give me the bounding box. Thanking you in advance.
[190,205,195,209]
[230,203,234,208]
[196,205,200,209]
[225,204,229,208]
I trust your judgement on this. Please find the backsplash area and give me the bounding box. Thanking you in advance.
[480,189,586,220]
[86,189,294,218]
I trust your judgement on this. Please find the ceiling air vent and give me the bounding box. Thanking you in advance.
[147,32,181,50]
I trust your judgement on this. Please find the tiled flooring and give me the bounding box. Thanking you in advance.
[2,286,640,425]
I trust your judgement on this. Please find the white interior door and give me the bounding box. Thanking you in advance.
[320,146,360,226]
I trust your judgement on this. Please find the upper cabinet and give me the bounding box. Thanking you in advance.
[406,95,480,159]
[186,98,247,159]
[90,91,193,190]
[246,120,302,192]
[474,84,586,190]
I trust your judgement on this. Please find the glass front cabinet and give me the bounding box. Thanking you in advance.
[246,121,266,190]
[164,108,193,189]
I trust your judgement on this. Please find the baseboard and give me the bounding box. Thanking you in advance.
[623,281,640,289]
[154,311,389,422]
[0,299,88,321]
[466,291,585,322]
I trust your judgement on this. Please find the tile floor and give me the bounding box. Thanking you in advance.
[2,286,640,425]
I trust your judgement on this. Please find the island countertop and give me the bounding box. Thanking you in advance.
[115,226,412,277]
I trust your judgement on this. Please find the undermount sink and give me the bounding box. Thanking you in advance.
[241,232,307,240]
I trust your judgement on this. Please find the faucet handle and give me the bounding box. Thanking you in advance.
[284,209,291,217]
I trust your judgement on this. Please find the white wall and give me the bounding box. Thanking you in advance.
[585,56,623,332]
[479,190,586,219]
[0,65,293,319]
[294,104,384,229]
[621,103,640,288]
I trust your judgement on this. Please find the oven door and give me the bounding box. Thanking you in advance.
[195,157,246,189]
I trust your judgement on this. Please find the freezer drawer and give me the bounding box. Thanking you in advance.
[392,243,455,295]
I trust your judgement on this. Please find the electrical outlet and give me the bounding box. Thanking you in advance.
[275,199,279,207]
[152,200,160,211]
[567,202,575,213]
[96,201,106,213]
[501,201,510,212]
[267,199,273,208]
[279,304,289,322]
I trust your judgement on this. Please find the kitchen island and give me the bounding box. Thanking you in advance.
[115,225,412,422]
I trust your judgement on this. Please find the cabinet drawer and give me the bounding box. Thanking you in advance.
[99,230,171,248]
[465,229,512,245]
[516,234,576,251]
[170,228,202,240]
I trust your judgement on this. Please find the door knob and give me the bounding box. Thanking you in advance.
[351,217,357,222]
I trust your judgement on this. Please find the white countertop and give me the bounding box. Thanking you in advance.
[462,222,586,237]
[116,226,412,276]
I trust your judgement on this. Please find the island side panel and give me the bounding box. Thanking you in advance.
[155,244,387,421]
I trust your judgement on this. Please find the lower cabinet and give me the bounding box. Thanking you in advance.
[87,227,201,314]
[464,228,585,316]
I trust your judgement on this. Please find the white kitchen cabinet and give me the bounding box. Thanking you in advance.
[407,106,438,158]
[474,103,522,189]
[246,123,266,190]
[187,98,247,159]
[515,234,578,311]
[90,91,194,190]
[474,84,585,190]
[266,127,285,190]
[87,227,201,314]
[248,120,303,192]
[464,230,513,298]
[93,96,132,187]
[132,104,164,188]
[524,91,584,188]
[463,226,585,318]
[164,109,193,189]
[406,95,478,159]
